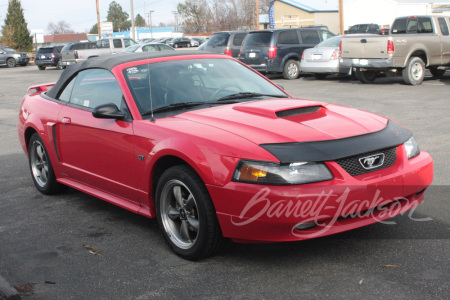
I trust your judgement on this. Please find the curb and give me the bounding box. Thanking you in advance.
[0,275,21,300]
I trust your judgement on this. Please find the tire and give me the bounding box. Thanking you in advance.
[429,66,446,77]
[282,59,300,80]
[402,57,425,85]
[38,66,46,70]
[313,73,327,80]
[28,133,63,195]
[56,61,63,70]
[155,165,224,260]
[355,68,378,83]
[7,58,16,68]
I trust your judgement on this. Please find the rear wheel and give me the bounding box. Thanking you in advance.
[355,68,378,83]
[402,57,425,85]
[282,59,300,80]
[28,133,63,195]
[155,165,224,260]
[313,73,327,80]
[7,58,16,68]
[38,66,46,70]
[429,66,446,77]
[56,61,63,70]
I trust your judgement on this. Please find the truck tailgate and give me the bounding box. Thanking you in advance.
[61,51,76,63]
[341,34,390,59]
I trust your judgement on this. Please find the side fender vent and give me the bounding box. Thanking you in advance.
[276,106,322,118]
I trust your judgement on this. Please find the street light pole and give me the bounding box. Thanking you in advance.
[339,0,344,35]
[130,0,136,40]
[149,10,154,38]
[96,0,101,39]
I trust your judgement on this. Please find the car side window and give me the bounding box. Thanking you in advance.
[143,45,158,52]
[320,31,334,41]
[392,18,407,34]
[68,69,123,110]
[97,39,110,48]
[300,31,320,44]
[57,76,77,102]
[438,18,449,36]
[113,39,123,48]
[233,33,247,46]
[278,30,299,44]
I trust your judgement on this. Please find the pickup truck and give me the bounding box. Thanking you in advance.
[61,37,137,66]
[341,15,450,85]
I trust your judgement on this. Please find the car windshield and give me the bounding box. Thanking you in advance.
[123,58,288,116]
[125,44,141,52]
[316,36,341,48]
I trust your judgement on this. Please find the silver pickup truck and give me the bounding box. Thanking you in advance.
[341,15,450,85]
[61,37,137,66]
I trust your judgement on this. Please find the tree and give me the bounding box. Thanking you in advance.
[1,0,32,52]
[135,13,145,27]
[177,0,210,33]
[89,23,98,34]
[106,1,131,32]
[47,20,75,34]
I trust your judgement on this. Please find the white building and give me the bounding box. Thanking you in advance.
[344,0,450,28]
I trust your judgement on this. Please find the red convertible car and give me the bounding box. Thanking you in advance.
[18,52,433,260]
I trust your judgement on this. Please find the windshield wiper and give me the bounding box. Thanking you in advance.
[216,92,289,102]
[142,102,205,115]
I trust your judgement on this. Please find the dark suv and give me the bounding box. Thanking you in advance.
[167,38,192,48]
[203,31,248,58]
[0,47,30,67]
[35,45,64,70]
[239,28,335,79]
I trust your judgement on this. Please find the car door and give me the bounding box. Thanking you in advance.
[55,68,141,204]
[438,17,450,65]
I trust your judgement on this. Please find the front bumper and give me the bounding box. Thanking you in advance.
[207,147,433,242]
[342,58,394,69]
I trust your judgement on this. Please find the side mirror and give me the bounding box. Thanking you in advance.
[92,103,126,120]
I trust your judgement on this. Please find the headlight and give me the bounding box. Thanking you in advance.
[232,160,333,185]
[13,53,20,57]
[404,136,420,159]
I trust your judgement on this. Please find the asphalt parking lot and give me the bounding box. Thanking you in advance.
[0,64,449,299]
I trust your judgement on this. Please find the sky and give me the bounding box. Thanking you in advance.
[0,0,181,34]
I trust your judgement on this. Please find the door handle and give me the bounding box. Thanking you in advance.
[62,117,71,125]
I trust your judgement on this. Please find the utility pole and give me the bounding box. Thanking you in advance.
[171,11,178,33]
[96,0,101,39]
[149,10,154,38]
[339,0,344,35]
[130,0,136,40]
[256,0,259,30]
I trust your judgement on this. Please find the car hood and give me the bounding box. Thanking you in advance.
[177,99,388,145]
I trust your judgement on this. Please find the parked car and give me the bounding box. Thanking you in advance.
[60,37,137,66]
[18,51,433,260]
[35,45,64,70]
[124,43,175,52]
[239,28,335,79]
[300,36,351,79]
[341,15,450,85]
[192,37,206,45]
[60,42,97,67]
[345,24,381,34]
[157,38,173,44]
[167,37,192,48]
[203,31,248,58]
[189,39,199,47]
[0,46,30,67]
[138,38,156,44]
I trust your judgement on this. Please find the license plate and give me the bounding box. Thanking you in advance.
[41,55,46,59]
[359,59,369,65]
[249,53,256,58]
[311,54,322,60]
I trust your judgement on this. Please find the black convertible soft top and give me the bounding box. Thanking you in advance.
[47,51,215,98]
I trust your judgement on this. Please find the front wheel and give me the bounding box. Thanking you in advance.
[28,133,63,194]
[282,59,300,80]
[155,165,224,260]
[7,58,16,68]
[402,57,425,85]
[355,68,378,83]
